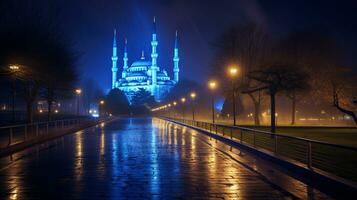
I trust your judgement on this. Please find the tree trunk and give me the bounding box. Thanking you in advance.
[270,91,276,133]
[254,102,260,125]
[247,93,260,125]
[291,92,296,125]
[24,82,39,124]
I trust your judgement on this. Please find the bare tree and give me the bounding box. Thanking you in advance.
[332,74,357,125]
[212,22,271,125]
[41,34,77,121]
[0,0,76,123]
[248,64,308,132]
[289,30,356,124]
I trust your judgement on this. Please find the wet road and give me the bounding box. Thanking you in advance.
[0,118,328,199]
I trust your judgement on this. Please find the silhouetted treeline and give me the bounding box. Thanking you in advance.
[0,0,78,123]
[210,22,357,129]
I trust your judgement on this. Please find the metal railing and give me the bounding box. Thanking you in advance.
[0,117,98,149]
[163,117,357,183]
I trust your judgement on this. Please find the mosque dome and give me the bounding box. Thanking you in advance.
[130,60,151,67]
[130,51,151,67]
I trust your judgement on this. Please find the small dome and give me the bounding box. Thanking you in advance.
[130,60,152,67]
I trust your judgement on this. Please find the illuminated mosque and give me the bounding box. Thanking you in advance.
[111,17,180,102]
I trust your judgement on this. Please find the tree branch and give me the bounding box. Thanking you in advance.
[333,89,357,125]
[242,86,268,94]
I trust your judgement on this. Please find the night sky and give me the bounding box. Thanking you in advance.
[58,0,357,91]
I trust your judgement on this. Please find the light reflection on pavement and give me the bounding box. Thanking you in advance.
[0,118,331,199]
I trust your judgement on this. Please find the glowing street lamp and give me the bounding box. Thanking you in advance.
[172,101,177,118]
[181,97,186,120]
[228,65,239,126]
[75,88,82,95]
[99,100,105,117]
[8,65,21,122]
[228,66,238,77]
[75,88,82,116]
[9,65,20,71]
[208,80,217,124]
[190,92,197,121]
[209,81,217,90]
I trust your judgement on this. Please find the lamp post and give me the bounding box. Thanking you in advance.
[99,100,105,117]
[75,88,82,116]
[173,101,177,118]
[228,66,239,126]
[8,65,21,122]
[167,104,172,118]
[181,97,186,120]
[190,92,196,121]
[208,80,217,124]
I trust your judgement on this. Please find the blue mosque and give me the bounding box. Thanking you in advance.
[111,18,180,102]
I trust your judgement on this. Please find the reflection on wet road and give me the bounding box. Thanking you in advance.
[0,118,328,199]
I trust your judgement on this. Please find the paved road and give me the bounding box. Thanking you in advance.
[0,118,330,199]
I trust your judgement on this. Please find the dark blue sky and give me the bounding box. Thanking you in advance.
[59,0,357,91]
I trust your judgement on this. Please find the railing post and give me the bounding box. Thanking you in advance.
[240,130,243,143]
[24,125,28,140]
[253,132,256,147]
[210,124,212,133]
[274,135,278,154]
[222,128,225,136]
[230,128,233,139]
[215,125,217,134]
[8,127,13,146]
[307,142,312,169]
[46,122,49,134]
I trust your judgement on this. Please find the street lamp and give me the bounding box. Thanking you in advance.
[9,65,20,71]
[228,65,239,126]
[181,97,186,120]
[173,101,177,118]
[75,88,82,116]
[190,92,196,121]
[208,80,217,124]
[8,64,21,122]
[167,104,172,118]
[99,100,105,117]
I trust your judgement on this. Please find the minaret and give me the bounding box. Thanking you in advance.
[122,38,128,78]
[173,30,180,83]
[151,16,158,86]
[111,29,118,89]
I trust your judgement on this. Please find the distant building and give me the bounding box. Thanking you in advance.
[111,17,180,103]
